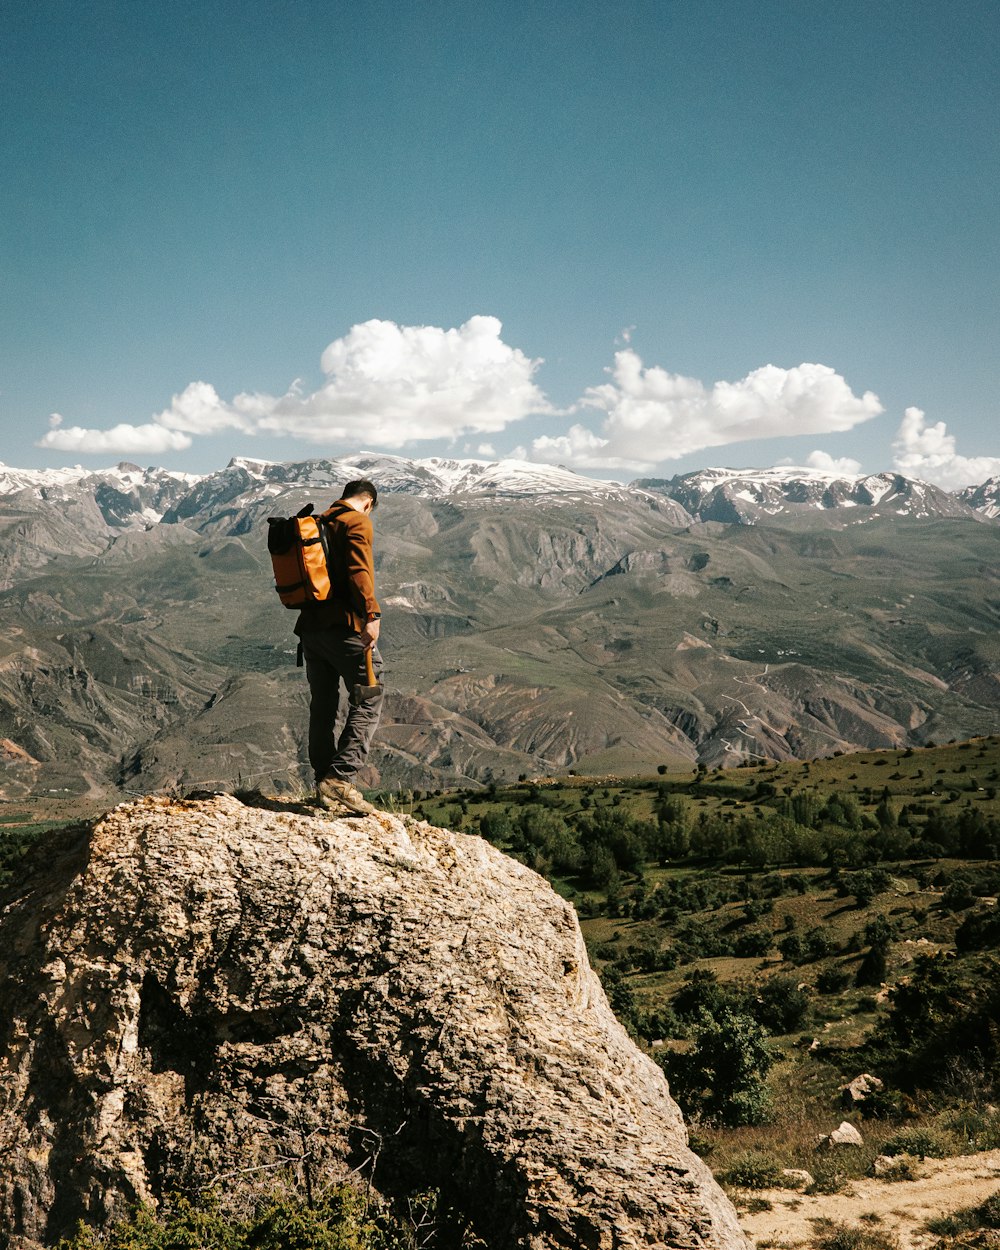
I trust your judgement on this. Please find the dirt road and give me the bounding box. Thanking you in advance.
[738,1148,1000,1248]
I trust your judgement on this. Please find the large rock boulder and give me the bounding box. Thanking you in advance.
[0,795,749,1248]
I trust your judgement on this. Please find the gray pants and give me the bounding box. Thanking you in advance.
[300,628,384,784]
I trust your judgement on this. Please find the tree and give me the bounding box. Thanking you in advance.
[662,1008,773,1126]
[600,964,637,1026]
[855,942,888,987]
[862,953,1000,1099]
[752,977,810,1033]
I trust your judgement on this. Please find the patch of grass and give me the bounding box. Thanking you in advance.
[53,1183,475,1250]
[744,1196,774,1213]
[806,1160,852,1196]
[925,1190,1000,1236]
[937,1105,1000,1153]
[812,1222,900,1250]
[871,1157,917,1183]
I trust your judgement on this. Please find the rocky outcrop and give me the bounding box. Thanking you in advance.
[0,795,748,1249]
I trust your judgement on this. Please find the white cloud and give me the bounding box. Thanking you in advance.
[155,381,251,434]
[38,423,192,454]
[892,407,1000,489]
[476,443,497,457]
[532,350,883,472]
[806,450,863,475]
[48,413,63,429]
[247,316,550,445]
[531,424,611,465]
[36,317,549,456]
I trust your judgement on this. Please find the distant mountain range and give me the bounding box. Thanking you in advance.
[1,453,998,807]
[4,454,998,528]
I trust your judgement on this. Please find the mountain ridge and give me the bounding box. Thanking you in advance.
[2,453,997,525]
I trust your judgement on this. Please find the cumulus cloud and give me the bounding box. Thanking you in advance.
[806,449,863,475]
[531,424,611,464]
[247,316,550,445]
[532,350,883,471]
[155,381,251,434]
[38,423,193,454]
[36,317,549,456]
[892,407,1000,489]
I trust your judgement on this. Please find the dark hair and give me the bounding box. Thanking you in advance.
[342,479,378,509]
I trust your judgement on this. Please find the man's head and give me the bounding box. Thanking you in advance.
[342,479,378,513]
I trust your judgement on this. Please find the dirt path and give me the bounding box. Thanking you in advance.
[738,1148,1000,1248]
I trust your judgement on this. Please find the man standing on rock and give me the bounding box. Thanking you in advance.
[295,479,383,814]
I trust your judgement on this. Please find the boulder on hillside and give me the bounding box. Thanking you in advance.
[0,795,749,1249]
[815,1121,865,1150]
[841,1072,884,1110]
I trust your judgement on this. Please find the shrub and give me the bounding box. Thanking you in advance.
[54,1187,395,1250]
[817,967,852,995]
[855,944,888,988]
[720,1150,783,1189]
[803,927,837,960]
[752,977,810,1034]
[778,933,804,961]
[861,953,1000,1100]
[955,906,1000,953]
[734,928,774,958]
[671,969,736,1023]
[880,1126,952,1159]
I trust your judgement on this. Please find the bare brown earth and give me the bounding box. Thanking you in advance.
[738,1148,1000,1248]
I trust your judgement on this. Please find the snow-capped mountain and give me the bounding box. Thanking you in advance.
[2,455,997,530]
[224,451,632,499]
[160,452,671,531]
[0,461,199,526]
[635,466,984,525]
[958,476,1000,520]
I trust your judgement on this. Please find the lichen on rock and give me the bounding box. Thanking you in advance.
[0,794,749,1248]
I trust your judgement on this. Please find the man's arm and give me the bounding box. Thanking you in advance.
[343,512,381,647]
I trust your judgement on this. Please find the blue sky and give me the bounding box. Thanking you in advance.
[1,0,998,487]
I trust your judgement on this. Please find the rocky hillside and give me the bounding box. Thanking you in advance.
[0,453,998,802]
[0,794,748,1249]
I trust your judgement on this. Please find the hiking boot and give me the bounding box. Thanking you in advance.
[315,776,376,815]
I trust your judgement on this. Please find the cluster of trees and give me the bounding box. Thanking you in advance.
[861,952,1000,1105]
[445,771,1000,1127]
[478,800,674,888]
[466,784,1000,886]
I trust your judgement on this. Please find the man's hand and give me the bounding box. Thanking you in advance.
[360,617,380,650]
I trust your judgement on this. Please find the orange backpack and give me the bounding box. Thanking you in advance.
[266,503,335,608]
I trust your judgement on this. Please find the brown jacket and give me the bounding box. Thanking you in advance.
[294,500,381,635]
